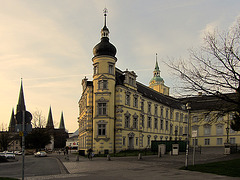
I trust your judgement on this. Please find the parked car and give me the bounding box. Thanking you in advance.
[14,151,22,155]
[34,151,47,157]
[0,152,15,159]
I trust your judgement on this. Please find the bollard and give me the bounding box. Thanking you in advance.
[76,155,79,161]
[138,153,142,160]
[107,154,111,161]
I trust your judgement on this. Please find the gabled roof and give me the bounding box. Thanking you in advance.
[115,67,185,110]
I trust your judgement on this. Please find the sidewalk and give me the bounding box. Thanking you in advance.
[26,150,240,180]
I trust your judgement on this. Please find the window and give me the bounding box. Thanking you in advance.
[16,140,18,144]
[204,125,211,135]
[166,120,169,131]
[230,137,236,144]
[133,96,138,107]
[147,136,151,146]
[141,114,145,128]
[94,65,98,75]
[148,103,151,114]
[184,114,188,123]
[154,118,158,129]
[133,117,138,129]
[98,103,106,115]
[193,116,198,123]
[123,137,126,146]
[125,92,130,106]
[98,124,106,135]
[166,109,169,119]
[141,101,144,111]
[204,138,210,145]
[230,128,235,134]
[217,138,222,145]
[155,106,158,115]
[147,117,151,128]
[179,126,183,136]
[160,119,164,130]
[170,124,173,135]
[170,109,173,119]
[180,113,183,122]
[192,126,199,136]
[109,64,114,74]
[160,107,164,118]
[175,112,179,122]
[216,124,223,135]
[175,126,178,136]
[136,137,138,146]
[98,80,108,89]
[125,115,130,128]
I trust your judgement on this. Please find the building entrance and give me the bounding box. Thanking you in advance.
[129,137,134,149]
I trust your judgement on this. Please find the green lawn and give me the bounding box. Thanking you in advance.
[180,158,240,177]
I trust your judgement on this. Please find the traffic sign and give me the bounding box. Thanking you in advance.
[16,111,32,124]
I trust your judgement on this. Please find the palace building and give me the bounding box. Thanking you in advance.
[78,10,240,154]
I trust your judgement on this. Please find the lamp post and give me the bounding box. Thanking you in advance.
[185,103,191,169]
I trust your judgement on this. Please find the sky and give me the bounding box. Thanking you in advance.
[0,0,239,132]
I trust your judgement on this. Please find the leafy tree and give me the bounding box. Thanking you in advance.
[167,19,240,131]
[25,128,51,151]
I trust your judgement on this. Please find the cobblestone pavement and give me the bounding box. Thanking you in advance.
[26,148,240,180]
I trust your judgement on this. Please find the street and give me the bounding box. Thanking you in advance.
[0,155,65,179]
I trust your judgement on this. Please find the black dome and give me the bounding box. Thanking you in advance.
[93,37,117,57]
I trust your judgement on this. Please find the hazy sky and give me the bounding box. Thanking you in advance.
[0,0,239,132]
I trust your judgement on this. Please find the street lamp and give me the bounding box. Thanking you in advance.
[185,103,191,169]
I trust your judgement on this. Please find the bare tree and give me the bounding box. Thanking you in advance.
[167,19,240,130]
[32,109,46,128]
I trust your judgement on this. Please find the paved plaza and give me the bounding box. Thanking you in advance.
[25,148,240,180]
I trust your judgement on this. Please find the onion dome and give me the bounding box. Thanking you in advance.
[93,8,117,58]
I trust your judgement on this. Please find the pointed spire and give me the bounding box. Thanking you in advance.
[8,108,15,132]
[154,53,160,77]
[16,79,26,113]
[46,106,54,129]
[101,8,109,38]
[59,111,65,130]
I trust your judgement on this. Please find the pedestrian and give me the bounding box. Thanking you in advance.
[87,148,93,160]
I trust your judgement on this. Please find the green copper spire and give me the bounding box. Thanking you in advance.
[154,53,160,72]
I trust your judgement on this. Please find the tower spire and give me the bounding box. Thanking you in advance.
[17,78,26,113]
[46,106,54,129]
[8,108,15,132]
[59,111,65,130]
[101,8,109,38]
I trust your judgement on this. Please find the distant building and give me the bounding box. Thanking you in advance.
[7,80,68,151]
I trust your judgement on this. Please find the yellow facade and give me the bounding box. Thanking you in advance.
[78,11,239,155]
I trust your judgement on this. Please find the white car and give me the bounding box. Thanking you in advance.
[0,152,15,159]
[34,151,47,157]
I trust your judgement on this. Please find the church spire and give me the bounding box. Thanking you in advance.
[59,111,65,130]
[16,79,26,113]
[46,106,54,129]
[8,108,15,132]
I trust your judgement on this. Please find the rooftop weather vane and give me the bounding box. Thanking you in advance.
[103,8,108,26]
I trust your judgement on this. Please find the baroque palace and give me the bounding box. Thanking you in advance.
[78,10,240,154]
